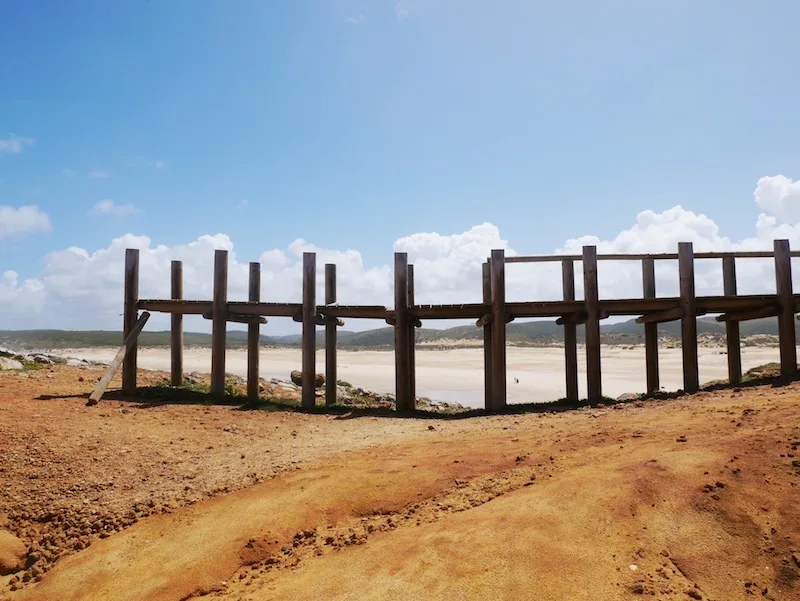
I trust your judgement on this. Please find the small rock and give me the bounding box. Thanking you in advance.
[0,357,23,371]
[0,530,28,575]
[676,436,687,443]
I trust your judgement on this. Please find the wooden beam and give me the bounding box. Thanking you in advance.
[583,246,602,401]
[170,260,183,387]
[394,253,413,410]
[721,256,741,385]
[635,307,684,325]
[316,314,344,327]
[88,311,150,406]
[210,250,228,397]
[122,248,140,395]
[642,257,659,394]
[490,249,507,410]
[482,262,492,411]
[137,299,212,314]
[408,264,416,405]
[325,263,337,406]
[678,242,698,393]
[555,311,586,326]
[226,302,302,317]
[202,312,267,324]
[716,305,778,322]
[247,262,261,402]
[301,252,317,409]
[774,239,797,379]
[562,259,578,402]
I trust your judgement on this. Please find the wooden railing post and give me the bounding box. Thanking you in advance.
[482,262,493,410]
[301,252,317,409]
[642,257,659,394]
[394,253,413,410]
[678,242,699,393]
[583,246,601,401]
[325,263,337,406]
[407,264,416,405]
[774,239,797,380]
[562,259,579,402]
[210,249,228,397]
[170,260,183,386]
[722,256,741,385]
[122,248,140,395]
[490,249,507,409]
[247,262,261,401]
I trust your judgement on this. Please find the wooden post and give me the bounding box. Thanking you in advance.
[394,253,413,410]
[490,249,507,410]
[562,259,579,402]
[642,257,659,394]
[407,264,417,405]
[325,263,337,406]
[170,260,183,386]
[583,246,601,402]
[678,242,699,393]
[89,312,150,405]
[210,249,229,397]
[301,252,317,409]
[122,248,140,395]
[722,256,741,385]
[247,262,261,401]
[774,239,797,379]
[482,262,493,410]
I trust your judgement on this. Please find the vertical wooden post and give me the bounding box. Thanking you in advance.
[722,256,741,385]
[170,260,183,387]
[482,262,493,410]
[774,239,797,380]
[247,262,261,402]
[642,257,659,394]
[301,252,317,409]
[562,259,578,402]
[122,248,140,395]
[490,249,507,410]
[678,242,699,393]
[407,264,417,405]
[583,246,601,401]
[394,253,413,410]
[210,249,228,397]
[324,263,337,406]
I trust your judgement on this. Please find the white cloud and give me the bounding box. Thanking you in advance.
[0,135,34,155]
[88,170,109,179]
[346,13,365,24]
[61,168,75,177]
[237,200,249,210]
[754,175,800,225]
[5,175,800,332]
[395,1,409,20]
[0,205,52,239]
[153,160,168,170]
[88,200,139,218]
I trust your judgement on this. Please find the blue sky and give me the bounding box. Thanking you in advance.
[2,1,800,331]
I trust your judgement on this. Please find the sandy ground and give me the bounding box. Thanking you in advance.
[64,345,786,407]
[1,364,799,600]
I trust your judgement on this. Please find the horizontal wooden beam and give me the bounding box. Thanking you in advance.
[320,305,388,319]
[202,312,267,325]
[556,311,586,326]
[227,302,302,317]
[476,313,492,327]
[138,299,212,314]
[316,314,345,327]
[507,251,800,264]
[411,304,488,319]
[635,307,684,325]
[716,304,779,322]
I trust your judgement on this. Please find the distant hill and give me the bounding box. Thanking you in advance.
[0,315,793,351]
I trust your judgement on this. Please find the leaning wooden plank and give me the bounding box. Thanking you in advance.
[715,305,778,322]
[88,312,151,406]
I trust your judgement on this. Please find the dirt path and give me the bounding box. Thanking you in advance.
[2,367,800,600]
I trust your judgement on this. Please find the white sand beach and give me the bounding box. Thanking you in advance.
[62,345,786,408]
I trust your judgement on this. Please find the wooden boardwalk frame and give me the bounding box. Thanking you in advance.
[114,241,800,411]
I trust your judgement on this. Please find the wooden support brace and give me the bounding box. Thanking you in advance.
[679,242,699,393]
[715,305,778,322]
[583,246,602,401]
[557,310,610,326]
[394,253,413,410]
[722,255,741,385]
[482,262,492,411]
[636,308,684,325]
[489,249,507,410]
[562,259,579,402]
[407,264,416,405]
[642,257,659,394]
[122,248,140,394]
[774,239,797,379]
[202,312,267,325]
[316,314,345,327]
[170,260,183,386]
[88,312,150,405]
[476,313,492,328]
[301,252,317,409]
[247,262,261,402]
[324,263,337,407]
[210,250,229,397]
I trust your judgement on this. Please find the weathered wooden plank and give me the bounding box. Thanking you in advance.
[722,256,741,385]
[407,264,416,405]
[482,262,492,411]
[678,242,698,393]
[317,305,387,319]
[394,253,413,410]
[202,311,267,324]
[411,304,488,319]
[210,250,229,397]
[490,249,507,410]
[88,311,150,406]
[325,263,337,406]
[247,262,261,402]
[715,305,778,322]
[170,260,183,387]
[635,307,685,325]
[583,246,601,401]
[507,250,795,263]
[774,239,797,379]
[225,302,302,317]
[138,299,212,314]
[562,259,579,402]
[642,258,659,394]
[301,253,317,409]
[122,249,140,395]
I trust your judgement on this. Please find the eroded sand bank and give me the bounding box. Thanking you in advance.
[63,345,786,408]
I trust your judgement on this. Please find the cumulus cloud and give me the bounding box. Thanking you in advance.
[89,200,139,218]
[754,175,800,225]
[0,135,34,155]
[88,170,109,179]
[4,175,800,332]
[0,205,52,239]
